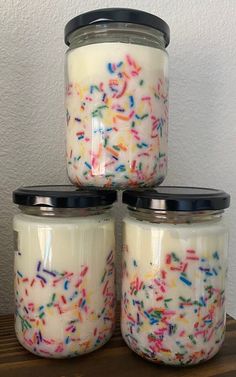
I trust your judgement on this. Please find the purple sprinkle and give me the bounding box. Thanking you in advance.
[37,261,41,272]
[36,274,47,284]
[39,330,42,342]
[42,269,56,277]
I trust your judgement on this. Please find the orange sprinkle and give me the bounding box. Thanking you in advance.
[109,79,119,85]
[106,147,119,158]
[118,143,128,151]
[122,71,130,79]
[116,114,130,121]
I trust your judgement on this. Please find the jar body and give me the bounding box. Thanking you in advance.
[121,212,228,365]
[65,23,168,188]
[14,210,115,358]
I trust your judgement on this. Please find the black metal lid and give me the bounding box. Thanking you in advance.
[13,185,117,208]
[123,186,230,212]
[65,8,170,47]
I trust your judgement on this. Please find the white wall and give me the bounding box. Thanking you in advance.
[0,0,235,317]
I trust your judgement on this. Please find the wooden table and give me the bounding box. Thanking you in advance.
[0,314,235,377]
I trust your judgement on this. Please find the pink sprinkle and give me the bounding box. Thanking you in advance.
[141,96,151,101]
[55,345,64,353]
[43,339,53,344]
[161,270,167,279]
[166,255,171,264]
[187,249,196,254]
[126,54,133,66]
[80,266,88,277]
[61,295,67,304]
[207,328,214,341]
[129,110,135,119]
[163,310,176,316]
[103,281,109,295]
[187,256,199,260]
[39,349,51,355]
[179,330,185,337]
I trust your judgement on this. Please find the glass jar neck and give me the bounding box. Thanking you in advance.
[127,207,223,224]
[68,23,166,50]
[18,205,112,218]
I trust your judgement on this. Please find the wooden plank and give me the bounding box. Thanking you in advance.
[0,314,235,377]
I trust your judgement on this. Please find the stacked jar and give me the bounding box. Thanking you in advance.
[12,8,230,366]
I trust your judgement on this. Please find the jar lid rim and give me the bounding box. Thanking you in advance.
[123,186,230,211]
[13,185,117,208]
[64,8,170,47]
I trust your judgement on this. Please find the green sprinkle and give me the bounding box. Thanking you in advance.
[139,80,144,86]
[140,114,148,120]
[138,162,142,171]
[131,121,135,128]
[171,252,180,262]
[39,312,45,319]
[112,145,120,151]
[189,335,196,345]
[101,270,107,283]
[104,138,108,147]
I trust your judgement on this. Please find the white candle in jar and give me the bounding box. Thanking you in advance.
[121,187,230,365]
[13,187,116,358]
[66,41,168,188]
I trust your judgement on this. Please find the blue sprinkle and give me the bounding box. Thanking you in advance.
[115,164,125,172]
[108,63,114,73]
[179,276,192,286]
[133,260,138,267]
[144,311,150,318]
[65,336,70,344]
[129,96,134,108]
[106,127,112,132]
[213,251,220,260]
[117,61,123,67]
[200,297,206,306]
[64,280,69,290]
[213,268,218,276]
[206,271,213,276]
[84,162,91,169]
[17,270,23,278]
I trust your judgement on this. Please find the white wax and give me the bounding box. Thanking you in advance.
[65,42,168,188]
[121,216,228,365]
[14,212,115,358]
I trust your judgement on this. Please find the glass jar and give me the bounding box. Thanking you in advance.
[65,8,170,189]
[13,186,117,358]
[121,187,230,366]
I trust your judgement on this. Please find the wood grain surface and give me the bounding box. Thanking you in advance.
[0,314,235,377]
